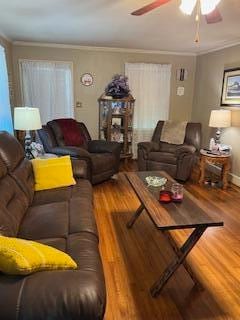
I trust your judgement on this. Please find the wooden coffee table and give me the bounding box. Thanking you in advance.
[125,171,224,297]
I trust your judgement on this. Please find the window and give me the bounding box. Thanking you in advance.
[0,45,13,133]
[19,60,74,124]
[125,63,171,158]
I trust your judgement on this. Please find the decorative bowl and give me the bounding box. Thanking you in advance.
[145,176,167,187]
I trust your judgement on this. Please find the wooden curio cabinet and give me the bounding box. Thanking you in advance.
[98,94,135,163]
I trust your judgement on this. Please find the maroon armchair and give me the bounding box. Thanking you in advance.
[38,119,121,184]
[138,121,202,181]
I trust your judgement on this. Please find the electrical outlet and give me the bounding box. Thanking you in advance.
[76,101,82,108]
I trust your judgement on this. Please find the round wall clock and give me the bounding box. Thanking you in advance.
[81,73,93,86]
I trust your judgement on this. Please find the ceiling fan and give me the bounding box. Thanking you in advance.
[131,0,223,24]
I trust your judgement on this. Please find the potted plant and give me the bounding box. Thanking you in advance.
[105,74,130,98]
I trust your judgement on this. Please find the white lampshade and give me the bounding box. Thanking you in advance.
[180,0,197,15]
[180,0,221,15]
[200,0,221,15]
[14,107,42,131]
[209,110,231,128]
[231,110,240,127]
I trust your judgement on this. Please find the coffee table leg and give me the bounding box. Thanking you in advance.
[150,226,207,297]
[162,231,203,290]
[127,204,145,229]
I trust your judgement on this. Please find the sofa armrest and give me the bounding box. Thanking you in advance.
[175,144,196,157]
[138,141,160,154]
[88,140,121,154]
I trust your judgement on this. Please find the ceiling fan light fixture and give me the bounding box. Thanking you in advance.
[200,0,221,15]
[179,0,197,15]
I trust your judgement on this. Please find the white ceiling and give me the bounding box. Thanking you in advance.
[0,0,240,54]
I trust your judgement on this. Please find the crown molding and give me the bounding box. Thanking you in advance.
[12,41,197,56]
[197,40,240,56]
[0,31,12,43]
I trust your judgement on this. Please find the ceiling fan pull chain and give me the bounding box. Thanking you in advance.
[195,0,201,43]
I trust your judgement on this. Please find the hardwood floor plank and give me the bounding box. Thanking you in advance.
[94,161,240,319]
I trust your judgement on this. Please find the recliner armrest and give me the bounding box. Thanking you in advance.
[51,147,92,182]
[71,158,89,180]
[175,144,196,157]
[138,141,160,153]
[88,140,121,154]
[51,146,91,159]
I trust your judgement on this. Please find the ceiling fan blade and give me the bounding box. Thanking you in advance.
[131,0,171,16]
[205,7,223,24]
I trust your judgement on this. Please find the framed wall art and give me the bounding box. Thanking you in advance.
[221,68,240,106]
[81,73,93,86]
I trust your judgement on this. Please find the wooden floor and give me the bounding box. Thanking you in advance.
[93,161,240,320]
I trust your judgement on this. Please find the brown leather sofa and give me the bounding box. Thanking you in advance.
[38,120,121,184]
[0,131,106,320]
[138,121,201,181]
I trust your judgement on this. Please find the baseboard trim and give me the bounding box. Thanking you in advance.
[208,164,240,187]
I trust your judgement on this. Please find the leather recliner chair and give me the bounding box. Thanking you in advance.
[38,120,121,184]
[138,121,201,181]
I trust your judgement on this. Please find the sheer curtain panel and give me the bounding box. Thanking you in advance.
[0,45,13,133]
[20,60,74,124]
[125,63,171,158]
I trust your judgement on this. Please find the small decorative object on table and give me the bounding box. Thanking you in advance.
[145,176,167,187]
[171,183,184,202]
[30,142,45,158]
[105,74,130,99]
[159,191,172,203]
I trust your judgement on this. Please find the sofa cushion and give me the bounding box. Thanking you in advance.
[159,142,178,154]
[148,151,177,165]
[18,202,69,240]
[31,179,92,205]
[15,268,105,320]
[0,233,106,320]
[19,180,98,240]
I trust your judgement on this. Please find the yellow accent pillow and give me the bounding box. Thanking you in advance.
[31,155,76,191]
[0,236,77,275]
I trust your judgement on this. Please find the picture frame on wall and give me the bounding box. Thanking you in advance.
[81,73,93,86]
[221,68,240,106]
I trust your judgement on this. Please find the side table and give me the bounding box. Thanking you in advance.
[199,150,231,190]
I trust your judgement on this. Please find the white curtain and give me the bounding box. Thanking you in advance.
[0,45,13,133]
[125,63,171,158]
[20,60,74,124]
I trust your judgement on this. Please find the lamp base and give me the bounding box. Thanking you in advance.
[25,131,33,160]
[215,128,221,145]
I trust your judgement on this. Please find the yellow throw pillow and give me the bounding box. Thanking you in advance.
[0,235,77,275]
[31,155,76,191]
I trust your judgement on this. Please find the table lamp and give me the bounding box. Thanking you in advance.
[209,109,231,144]
[14,107,42,159]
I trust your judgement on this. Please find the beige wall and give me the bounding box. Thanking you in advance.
[192,44,240,182]
[12,44,196,138]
